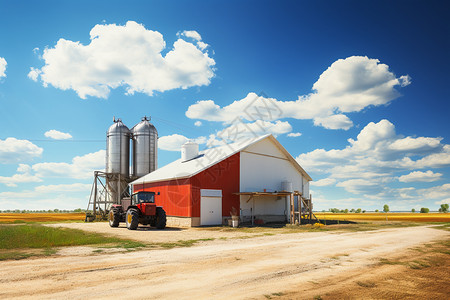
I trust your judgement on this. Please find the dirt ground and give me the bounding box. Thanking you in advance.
[0,224,448,299]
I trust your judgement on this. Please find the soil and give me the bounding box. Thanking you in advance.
[0,224,448,299]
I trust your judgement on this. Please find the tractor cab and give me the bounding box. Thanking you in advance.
[131,191,155,205]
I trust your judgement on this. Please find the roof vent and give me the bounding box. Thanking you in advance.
[181,140,199,162]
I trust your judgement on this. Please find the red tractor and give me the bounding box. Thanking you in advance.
[108,191,166,230]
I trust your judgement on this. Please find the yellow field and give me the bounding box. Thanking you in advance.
[0,213,86,223]
[314,212,450,223]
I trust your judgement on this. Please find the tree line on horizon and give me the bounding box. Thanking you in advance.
[326,204,449,213]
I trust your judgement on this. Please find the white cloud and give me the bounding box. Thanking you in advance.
[297,119,450,198]
[197,41,208,51]
[27,67,41,81]
[287,132,302,137]
[44,129,72,140]
[0,57,6,78]
[158,134,206,151]
[32,150,105,179]
[311,178,336,187]
[179,30,208,50]
[30,21,215,99]
[398,170,442,183]
[186,56,410,130]
[336,178,384,194]
[34,183,91,193]
[0,164,42,187]
[158,134,189,151]
[180,30,202,41]
[0,184,91,210]
[435,199,450,205]
[194,120,202,127]
[0,138,43,164]
[207,119,293,146]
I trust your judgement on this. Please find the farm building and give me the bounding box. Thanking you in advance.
[130,134,312,227]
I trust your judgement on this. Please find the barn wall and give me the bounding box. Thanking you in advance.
[190,152,240,218]
[133,179,192,217]
[240,139,309,220]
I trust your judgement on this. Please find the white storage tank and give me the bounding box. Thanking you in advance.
[181,141,199,162]
[281,181,293,192]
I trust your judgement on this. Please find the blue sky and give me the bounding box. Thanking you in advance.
[0,0,449,211]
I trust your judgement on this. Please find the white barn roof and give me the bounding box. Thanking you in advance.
[131,134,312,185]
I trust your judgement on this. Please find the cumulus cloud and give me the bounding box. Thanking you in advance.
[179,30,208,50]
[435,199,450,205]
[399,170,442,183]
[0,57,6,78]
[34,183,91,193]
[32,150,105,179]
[30,21,215,99]
[194,121,202,127]
[27,67,41,81]
[0,183,91,210]
[311,178,336,187]
[296,119,450,197]
[158,134,206,151]
[0,164,43,187]
[186,56,410,130]
[0,138,43,164]
[287,132,302,137]
[180,30,202,41]
[207,120,293,147]
[44,129,72,140]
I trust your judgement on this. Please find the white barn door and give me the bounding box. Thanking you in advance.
[200,189,222,226]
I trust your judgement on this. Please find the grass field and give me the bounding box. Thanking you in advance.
[0,224,145,260]
[314,212,450,223]
[0,213,86,223]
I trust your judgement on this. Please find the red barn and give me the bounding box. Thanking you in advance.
[130,134,312,227]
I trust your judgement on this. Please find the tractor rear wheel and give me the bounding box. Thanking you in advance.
[155,207,166,229]
[126,209,139,230]
[108,210,120,227]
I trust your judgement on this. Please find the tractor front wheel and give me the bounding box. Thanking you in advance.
[155,207,167,229]
[126,209,139,230]
[108,210,120,227]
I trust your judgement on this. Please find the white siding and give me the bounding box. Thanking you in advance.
[239,138,310,220]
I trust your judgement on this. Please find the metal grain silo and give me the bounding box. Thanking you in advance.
[131,116,158,177]
[106,118,131,176]
[106,118,130,204]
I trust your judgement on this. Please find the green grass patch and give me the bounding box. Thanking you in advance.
[0,224,137,249]
[379,258,405,266]
[0,224,148,260]
[158,238,215,249]
[0,251,34,260]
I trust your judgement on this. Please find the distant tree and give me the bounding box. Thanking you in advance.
[350,208,355,213]
[411,208,416,213]
[420,207,429,213]
[344,209,349,213]
[439,204,449,213]
[383,204,389,213]
[375,209,379,212]
[362,210,366,213]
[356,208,362,213]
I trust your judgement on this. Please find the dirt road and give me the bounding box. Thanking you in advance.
[0,226,448,299]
